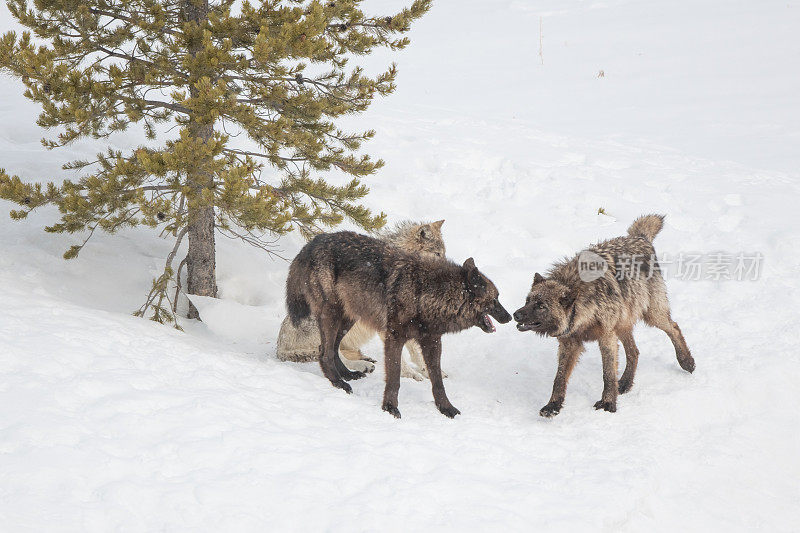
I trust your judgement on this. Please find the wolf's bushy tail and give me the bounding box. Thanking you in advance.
[286,259,311,327]
[627,214,665,242]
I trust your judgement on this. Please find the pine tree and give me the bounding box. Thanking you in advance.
[0,0,430,323]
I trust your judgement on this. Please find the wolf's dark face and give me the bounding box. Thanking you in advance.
[514,273,576,337]
[463,258,512,333]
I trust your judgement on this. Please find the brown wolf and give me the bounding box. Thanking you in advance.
[286,231,512,418]
[276,220,446,380]
[513,215,695,417]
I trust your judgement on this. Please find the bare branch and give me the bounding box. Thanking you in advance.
[88,8,178,35]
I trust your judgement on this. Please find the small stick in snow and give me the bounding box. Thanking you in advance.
[539,17,544,65]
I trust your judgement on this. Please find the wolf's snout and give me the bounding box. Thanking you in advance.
[492,301,512,324]
[513,309,525,322]
[498,311,512,324]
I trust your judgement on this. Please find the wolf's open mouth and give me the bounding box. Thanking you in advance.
[482,314,496,333]
[516,321,542,332]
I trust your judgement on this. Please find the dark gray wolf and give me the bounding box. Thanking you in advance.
[276,220,446,381]
[513,215,694,417]
[286,231,512,418]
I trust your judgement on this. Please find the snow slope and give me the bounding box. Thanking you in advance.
[1,1,799,531]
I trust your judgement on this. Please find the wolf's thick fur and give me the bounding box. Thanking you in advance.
[513,214,694,417]
[627,213,664,242]
[286,231,511,418]
[276,220,445,380]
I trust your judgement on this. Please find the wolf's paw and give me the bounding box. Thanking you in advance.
[419,367,448,380]
[437,404,460,418]
[341,369,368,381]
[401,365,446,381]
[382,402,401,418]
[344,359,375,374]
[593,399,617,413]
[361,356,377,364]
[679,355,695,373]
[539,401,562,418]
[618,377,634,394]
[332,380,352,394]
[401,366,427,381]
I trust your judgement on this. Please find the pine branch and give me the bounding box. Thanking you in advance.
[87,8,178,36]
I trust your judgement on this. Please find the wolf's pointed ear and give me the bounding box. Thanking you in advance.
[433,219,444,230]
[463,257,476,271]
[465,265,486,295]
[418,225,428,240]
[560,288,577,309]
[533,272,546,285]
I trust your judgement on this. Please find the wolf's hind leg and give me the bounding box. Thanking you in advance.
[341,357,375,374]
[617,329,640,394]
[340,322,377,363]
[420,335,459,418]
[644,306,695,373]
[318,308,351,393]
[339,347,366,361]
[339,345,375,374]
[402,339,445,381]
[401,340,427,381]
[333,319,368,381]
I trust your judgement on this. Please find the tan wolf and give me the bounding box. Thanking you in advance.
[513,214,695,417]
[276,220,446,380]
[285,231,512,418]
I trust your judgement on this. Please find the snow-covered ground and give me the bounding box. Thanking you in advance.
[2,1,799,531]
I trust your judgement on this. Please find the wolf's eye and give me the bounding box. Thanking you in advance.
[536,303,545,310]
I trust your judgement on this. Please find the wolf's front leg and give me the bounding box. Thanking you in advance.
[540,338,583,418]
[595,333,619,413]
[420,335,459,418]
[382,334,404,418]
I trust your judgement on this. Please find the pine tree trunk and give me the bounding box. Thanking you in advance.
[184,0,217,320]
[186,211,217,319]
[185,127,217,320]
